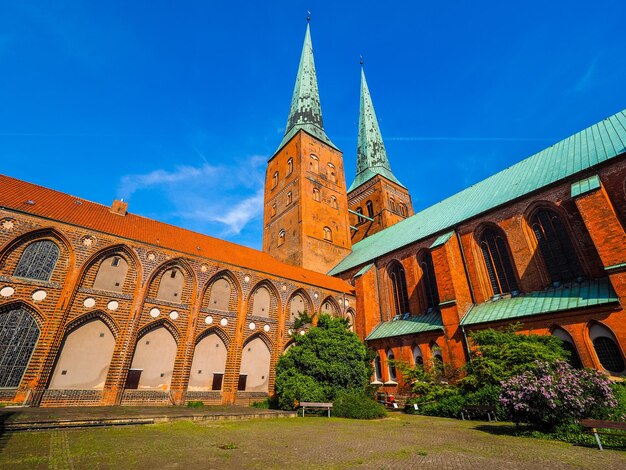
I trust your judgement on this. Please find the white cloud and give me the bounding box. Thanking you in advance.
[118,155,267,237]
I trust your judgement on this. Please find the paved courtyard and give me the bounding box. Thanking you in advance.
[0,413,624,469]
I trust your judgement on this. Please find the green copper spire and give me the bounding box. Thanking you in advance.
[276,23,337,153]
[348,66,404,192]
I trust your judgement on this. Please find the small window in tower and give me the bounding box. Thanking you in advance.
[330,196,338,209]
[323,226,332,241]
[287,192,292,205]
[111,257,121,267]
[313,188,320,202]
[279,229,286,246]
[287,158,293,175]
[366,200,374,218]
[399,202,406,217]
[272,171,279,188]
[271,203,276,217]
[327,163,336,183]
[310,155,319,173]
[389,197,396,212]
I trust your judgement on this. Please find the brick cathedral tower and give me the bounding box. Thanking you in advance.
[347,65,413,243]
[262,22,352,273]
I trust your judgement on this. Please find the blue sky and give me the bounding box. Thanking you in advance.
[1,1,625,250]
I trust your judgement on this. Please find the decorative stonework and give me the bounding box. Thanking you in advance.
[1,218,16,231]
[81,235,96,247]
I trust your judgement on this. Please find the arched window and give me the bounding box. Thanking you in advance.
[271,203,276,217]
[590,324,625,374]
[366,200,374,218]
[327,163,336,183]
[387,349,397,382]
[14,240,60,281]
[356,207,364,224]
[93,255,129,293]
[388,262,410,316]
[321,299,337,316]
[479,227,519,295]
[312,188,320,202]
[330,196,338,209]
[156,268,184,302]
[323,226,332,241]
[398,202,406,217]
[373,354,382,383]
[272,171,279,188]
[310,155,319,173]
[287,192,292,205]
[413,346,423,366]
[389,197,396,212]
[418,252,439,312]
[530,208,582,284]
[287,158,293,175]
[278,229,285,246]
[0,305,40,387]
[552,327,582,369]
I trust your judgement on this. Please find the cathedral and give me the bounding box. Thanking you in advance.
[0,23,625,407]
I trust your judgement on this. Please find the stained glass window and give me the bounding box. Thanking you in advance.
[418,252,439,311]
[14,240,59,281]
[0,306,40,387]
[389,262,410,316]
[480,228,519,295]
[593,337,625,373]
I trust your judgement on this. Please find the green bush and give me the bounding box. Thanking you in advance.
[333,390,387,419]
[417,393,466,418]
[186,401,204,408]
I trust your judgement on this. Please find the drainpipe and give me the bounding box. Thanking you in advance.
[455,228,475,361]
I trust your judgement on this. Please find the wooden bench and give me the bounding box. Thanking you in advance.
[581,419,626,450]
[460,405,497,422]
[299,401,332,417]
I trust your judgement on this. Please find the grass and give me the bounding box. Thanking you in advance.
[0,414,624,469]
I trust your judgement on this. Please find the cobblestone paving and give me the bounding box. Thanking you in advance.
[1,413,624,469]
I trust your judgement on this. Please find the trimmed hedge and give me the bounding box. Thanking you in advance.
[333,390,387,419]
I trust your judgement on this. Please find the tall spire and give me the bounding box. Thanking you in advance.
[277,22,337,153]
[348,65,404,192]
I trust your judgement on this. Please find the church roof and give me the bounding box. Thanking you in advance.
[330,109,626,275]
[275,23,338,155]
[348,68,404,192]
[0,174,353,294]
[460,277,618,327]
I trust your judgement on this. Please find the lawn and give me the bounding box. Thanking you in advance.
[1,414,624,469]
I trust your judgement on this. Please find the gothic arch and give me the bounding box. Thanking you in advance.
[64,310,120,339]
[77,244,142,294]
[319,295,340,317]
[549,325,582,369]
[286,289,313,322]
[386,259,410,317]
[146,258,197,304]
[247,280,281,320]
[202,270,241,312]
[195,325,231,349]
[0,227,74,282]
[523,201,585,285]
[243,331,273,350]
[136,317,181,345]
[474,223,519,296]
[416,248,439,313]
[586,321,625,374]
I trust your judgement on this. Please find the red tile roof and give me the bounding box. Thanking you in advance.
[0,174,353,294]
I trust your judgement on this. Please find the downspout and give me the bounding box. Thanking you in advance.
[455,228,475,360]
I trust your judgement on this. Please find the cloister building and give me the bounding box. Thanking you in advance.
[1,23,625,406]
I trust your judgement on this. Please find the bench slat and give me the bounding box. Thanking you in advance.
[581,419,626,431]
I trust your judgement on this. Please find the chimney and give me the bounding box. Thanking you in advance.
[111,198,128,216]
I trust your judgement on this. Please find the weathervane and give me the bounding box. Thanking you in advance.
[360,55,364,66]
[307,11,311,22]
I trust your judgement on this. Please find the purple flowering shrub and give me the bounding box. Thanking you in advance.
[500,360,617,430]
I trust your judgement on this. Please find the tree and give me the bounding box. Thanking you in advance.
[274,314,372,410]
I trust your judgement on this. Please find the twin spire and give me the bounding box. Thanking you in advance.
[280,22,402,191]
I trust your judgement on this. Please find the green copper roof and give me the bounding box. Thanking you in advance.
[366,310,443,341]
[276,24,337,154]
[460,278,618,326]
[348,68,404,192]
[571,174,601,198]
[330,109,626,275]
[430,231,454,249]
[353,263,374,278]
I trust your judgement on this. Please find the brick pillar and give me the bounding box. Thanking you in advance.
[574,183,626,297]
[431,234,473,370]
[222,297,248,404]
[354,265,381,341]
